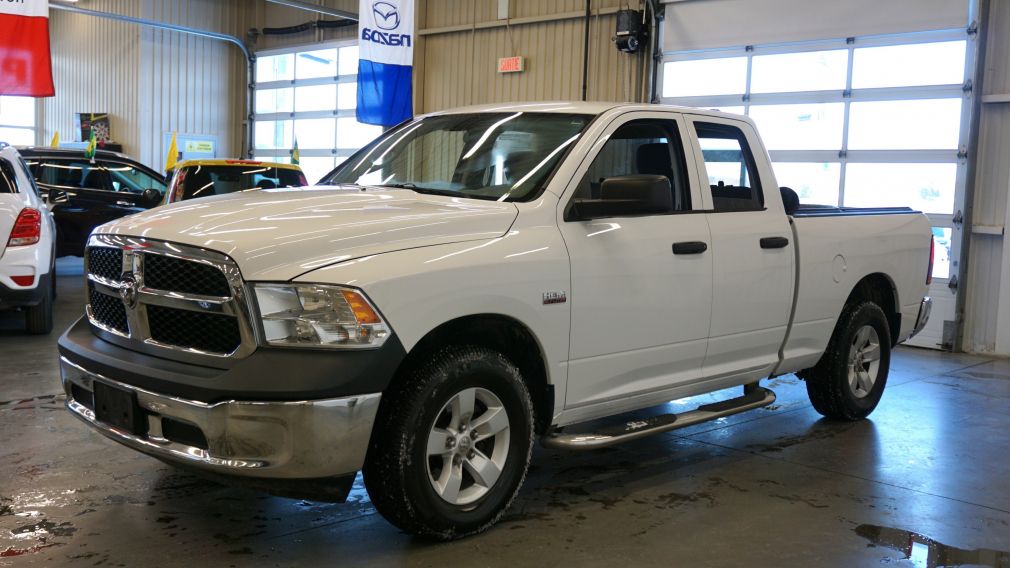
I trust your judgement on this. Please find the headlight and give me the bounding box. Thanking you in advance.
[252,284,390,349]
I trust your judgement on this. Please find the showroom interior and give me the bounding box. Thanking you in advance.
[1,0,1010,565]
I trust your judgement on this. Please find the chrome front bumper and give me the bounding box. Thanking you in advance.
[910,296,933,339]
[60,356,380,480]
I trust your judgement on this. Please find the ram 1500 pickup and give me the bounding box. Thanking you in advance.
[59,102,933,539]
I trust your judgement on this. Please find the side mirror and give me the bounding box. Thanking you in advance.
[567,175,673,221]
[141,188,162,208]
[779,186,800,215]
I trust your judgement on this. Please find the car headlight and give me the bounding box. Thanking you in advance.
[252,283,390,349]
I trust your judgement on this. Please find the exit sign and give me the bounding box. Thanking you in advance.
[497,56,524,73]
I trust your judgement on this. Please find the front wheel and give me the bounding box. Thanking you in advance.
[801,301,891,420]
[363,346,534,540]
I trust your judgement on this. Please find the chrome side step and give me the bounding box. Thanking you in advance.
[541,385,776,450]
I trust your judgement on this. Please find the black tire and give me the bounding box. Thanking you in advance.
[801,301,891,420]
[25,277,54,335]
[363,345,534,540]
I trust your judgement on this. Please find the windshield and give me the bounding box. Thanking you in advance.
[172,165,307,201]
[320,112,591,201]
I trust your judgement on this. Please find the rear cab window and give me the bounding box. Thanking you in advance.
[694,121,764,212]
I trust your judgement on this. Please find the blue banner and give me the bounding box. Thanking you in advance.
[357,0,414,126]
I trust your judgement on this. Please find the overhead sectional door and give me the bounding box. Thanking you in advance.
[660,28,976,350]
[252,43,383,184]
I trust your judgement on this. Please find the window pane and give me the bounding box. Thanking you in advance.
[772,162,840,206]
[751,50,848,93]
[748,103,845,150]
[338,46,359,76]
[844,163,956,214]
[254,120,293,150]
[853,41,966,89]
[696,122,762,211]
[663,57,747,97]
[848,99,961,150]
[295,48,337,79]
[0,127,34,146]
[255,88,293,114]
[337,82,356,110]
[336,117,382,149]
[298,156,336,184]
[295,84,337,112]
[931,227,952,279]
[295,118,336,149]
[257,54,293,82]
[0,96,35,127]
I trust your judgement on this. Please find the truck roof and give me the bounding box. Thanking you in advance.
[425,101,743,119]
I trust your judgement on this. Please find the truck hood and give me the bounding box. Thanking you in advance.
[96,185,519,281]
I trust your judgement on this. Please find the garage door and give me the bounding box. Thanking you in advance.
[659,28,977,350]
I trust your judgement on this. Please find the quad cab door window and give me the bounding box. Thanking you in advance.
[689,118,793,381]
[560,116,714,410]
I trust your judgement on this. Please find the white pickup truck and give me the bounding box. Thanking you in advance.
[59,102,933,539]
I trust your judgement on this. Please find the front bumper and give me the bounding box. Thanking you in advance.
[909,296,932,339]
[60,356,381,485]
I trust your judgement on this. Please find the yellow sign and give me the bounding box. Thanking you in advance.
[185,140,215,153]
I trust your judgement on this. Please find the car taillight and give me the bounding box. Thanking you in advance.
[7,208,41,247]
[926,235,935,285]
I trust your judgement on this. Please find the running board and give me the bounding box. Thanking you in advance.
[541,386,776,450]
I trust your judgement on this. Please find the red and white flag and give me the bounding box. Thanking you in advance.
[0,0,55,97]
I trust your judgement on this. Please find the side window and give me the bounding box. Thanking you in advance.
[0,159,16,194]
[36,160,111,192]
[695,122,763,212]
[576,119,691,211]
[107,164,166,195]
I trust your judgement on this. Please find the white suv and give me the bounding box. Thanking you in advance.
[0,145,57,334]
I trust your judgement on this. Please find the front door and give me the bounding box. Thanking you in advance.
[559,113,714,410]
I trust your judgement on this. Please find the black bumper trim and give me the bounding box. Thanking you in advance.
[58,316,406,403]
[0,271,51,309]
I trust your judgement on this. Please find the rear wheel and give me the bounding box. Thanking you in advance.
[25,275,54,335]
[801,301,891,420]
[363,345,534,540]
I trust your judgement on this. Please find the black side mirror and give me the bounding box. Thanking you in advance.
[779,186,800,215]
[141,188,162,208]
[568,175,673,221]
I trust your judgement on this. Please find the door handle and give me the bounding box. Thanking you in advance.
[760,236,789,249]
[672,241,708,255]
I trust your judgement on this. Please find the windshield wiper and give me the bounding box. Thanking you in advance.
[378,183,464,198]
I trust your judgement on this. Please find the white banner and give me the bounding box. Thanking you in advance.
[359,0,414,66]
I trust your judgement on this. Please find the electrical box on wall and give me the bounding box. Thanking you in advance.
[614,9,645,53]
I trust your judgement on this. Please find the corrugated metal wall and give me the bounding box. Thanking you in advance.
[40,0,258,170]
[417,0,649,113]
[41,1,142,158]
[963,0,1010,354]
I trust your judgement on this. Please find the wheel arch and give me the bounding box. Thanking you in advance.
[395,313,554,435]
[845,272,901,346]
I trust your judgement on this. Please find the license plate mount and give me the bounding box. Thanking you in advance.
[93,381,147,436]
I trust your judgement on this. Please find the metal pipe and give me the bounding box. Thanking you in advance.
[581,0,590,101]
[265,0,357,20]
[49,2,250,60]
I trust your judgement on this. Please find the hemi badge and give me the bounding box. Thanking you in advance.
[543,291,567,305]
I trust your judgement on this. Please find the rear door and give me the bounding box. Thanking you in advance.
[559,112,714,410]
[685,115,795,381]
[33,158,114,256]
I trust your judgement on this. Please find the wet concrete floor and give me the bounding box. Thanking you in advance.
[1,259,1009,566]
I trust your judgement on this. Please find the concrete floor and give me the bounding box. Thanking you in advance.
[2,260,1010,567]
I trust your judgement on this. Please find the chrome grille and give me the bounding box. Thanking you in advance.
[84,235,256,362]
[147,305,241,354]
[87,247,123,282]
[88,283,128,333]
[144,254,231,297]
